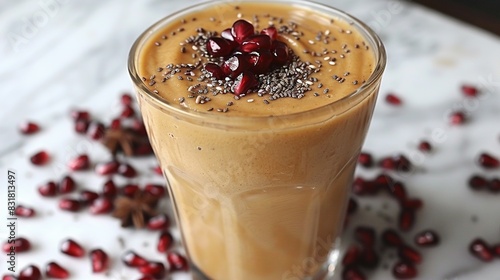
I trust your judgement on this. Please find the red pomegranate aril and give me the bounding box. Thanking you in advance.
[382,229,404,247]
[248,50,273,74]
[90,249,109,273]
[135,143,154,156]
[478,153,500,169]
[392,261,417,279]
[15,205,36,217]
[157,231,174,253]
[271,41,290,65]
[20,121,40,135]
[359,248,379,269]
[145,184,166,197]
[385,93,402,105]
[354,226,376,247]
[493,244,500,257]
[489,178,500,192]
[30,150,50,166]
[19,265,42,280]
[122,184,140,197]
[399,208,415,232]
[102,179,118,198]
[2,274,17,280]
[240,34,271,52]
[87,122,106,140]
[221,28,235,41]
[231,19,255,43]
[121,105,135,118]
[402,198,423,210]
[90,197,113,214]
[38,181,58,197]
[147,214,169,231]
[68,154,90,171]
[233,71,258,95]
[74,119,90,134]
[374,173,395,189]
[388,182,407,201]
[121,93,133,106]
[418,141,432,152]
[347,198,358,215]
[398,245,422,264]
[139,262,166,279]
[79,190,99,205]
[394,154,412,172]
[59,175,76,194]
[469,238,494,262]
[461,84,479,97]
[449,111,466,125]
[122,250,148,267]
[342,245,360,266]
[414,230,440,247]
[61,239,85,257]
[3,237,31,253]
[206,37,234,57]
[110,118,121,129]
[352,177,378,196]
[95,161,120,176]
[167,251,189,271]
[223,54,250,79]
[342,266,366,280]
[379,157,396,170]
[59,199,81,212]
[204,63,225,80]
[153,165,162,175]
[118,163,137,178]
[71,110,90,121]
[138,277,156,280]
[468,175,488,190]
[45,262,69,279]
[261,26,278,40]
[358,152,374,168]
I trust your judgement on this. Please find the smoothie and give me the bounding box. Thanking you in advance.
[130,1,384,279]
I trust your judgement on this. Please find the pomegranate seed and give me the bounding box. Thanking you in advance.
[392,261,417,279]
[121,93,133,105]
[122,250,148,267]
[167,251,189,271]
[71,110,90,121]
[468,175,488,190]
[493,244,500,257]
[398,245,422,264]
[38,181,58,197]
[15,205,36,217]
[387,181,407,201]
[204,63,225,80]
[261,26,278,40]
[240,34,271,52]
[374,173,395,189]
[402,198,423,210]
[2,274,17,280]
[395,155,412,172]
[233,71,258,95]
[19,121,40,135]
[221,28,235,41]
[59,198,81,212]
[342,245,360,266]
[153,165,162,175]
[385,93,402,105]
[145,184,166,197]
[138,277,155,280]
[347,198,358,215]
[68,154,90,171]
[95,161,120,176]
[90,249,109,273]
[2,237,31,253]
[147,214,169,231]
[461,84,479,97]
[110,118,121,129]
[61,239,85,257]
[354,226,376,247]
[359,248,379,269]
[399,208,415,232]
[118,163,137,178]
[121,105,135,118]
[222,54,250,79]
[469,238,494,262]
[132,118,148,135]
[135,143,154,156]
[449,111,466,125]
[19,265,42,280]
[342,266,366,280]
[231,19,255,43]
[89,197,113,214]
[121,184,140,197]
[45,262,69,279]
[79,190,99,205]
[74,119,90,134]
[139,262,166,279]
[248,50,273,74]
[418,140,432,152]
[157,231,174,253]
[414,230,440,247]
[379,157,396,170]
[87,122,106,140]
[352,177,378,196]
[489,178,500,192]
[382,229,404,247]
[59,175,76,194]
[30,150,50,166]
[102,179,118,198]
[358,152,373,168]
[271,41,289,65]
[206,37,234,57]
[478,153,499,169]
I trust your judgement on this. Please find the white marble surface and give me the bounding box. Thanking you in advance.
[1,0,500,279]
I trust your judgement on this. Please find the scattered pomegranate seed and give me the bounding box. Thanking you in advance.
[121,184,140,198]
[121,105,135,118]
[2,274,17,280]
[135,143,154,156]
[139,262,166,279]
[89,197,113,214]
[206,37,234,57]
[19,121,40,135]
[45,262,69,279]
[261,26,278,40]
[90,249,109,273]
[352,177,378,196]
[167,251,189,271]
[461,84,479,97]
[71,110,90,121]
[399,208,415,232]
[417,140,432,152]
[74,119,90,134]
[347,198,358,215]
[231,19,255,43]
[30,150,50,166]
[15,205,36,217]
[118,163,137,178]
[379,156,396,170]
[477,153,499,169]
[358,152,374,168]
[241,34,271,53]
[68,154,90,171]
[342,245,360,267]
[398,245,422,264]
[2,237,31,253]
[59,175,76,194]
[110,118,121,129]
[153,165,162,175]
[87,122,106,140]
[122,250,148,267]
[137,277,156,280]
[354,226,376,247]
[102,179,118,198]
[157,231,174,253]
[79,190,99,205]
[385,93,402,105]
[359,248,379,269]
[382,229,404,247]
[121,93,133,106]
[38,181,58,197]
[222,54,250,78]
[271,41,290,65]
[468,175,489,190]
[95,161,120,176]
[392,261,417,279]
[489,179,500,192]
[414,230,440,247]
[59,198,81,212]
[147,214,170,231]
[60,239,85,257]
[374,173,395,189]
[387,182,407,201]
[342,266,366,280]
[204,63,225,80]
[449,111,466,125]
[19,265,42,280]
[469,238,494,262]
[493,244,500,257]
[233,71,258,95]
[248,49,273,74]
[145,184,166,197]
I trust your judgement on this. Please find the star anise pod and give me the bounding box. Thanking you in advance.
[112,190,159,228]
[101,126,151,157]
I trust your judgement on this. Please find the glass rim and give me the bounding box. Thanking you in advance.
[128,0,387,124]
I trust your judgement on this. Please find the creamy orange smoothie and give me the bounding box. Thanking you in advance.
[130,1,384,279]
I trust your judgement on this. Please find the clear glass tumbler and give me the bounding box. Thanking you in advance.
[129,1,386,279]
